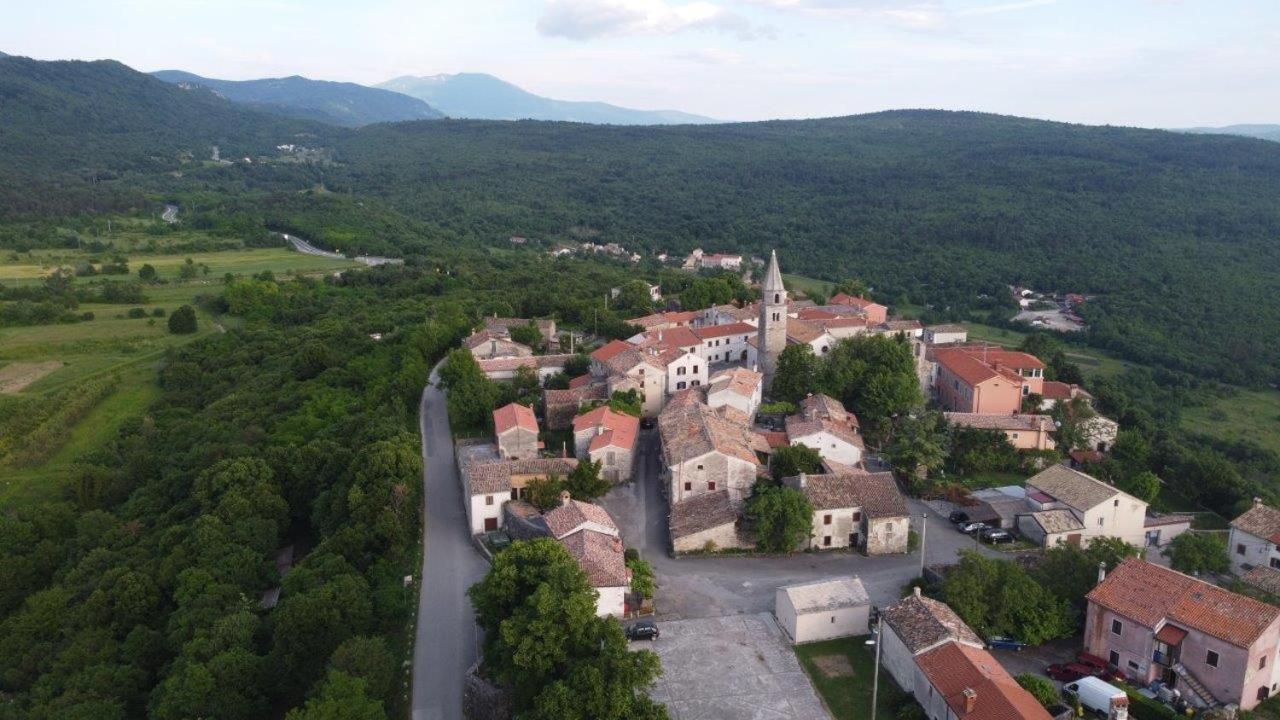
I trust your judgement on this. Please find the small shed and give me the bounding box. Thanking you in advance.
[775,577,871,644]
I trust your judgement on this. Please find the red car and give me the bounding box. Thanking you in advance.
[1046,662,1094,682]
[1076,652,1129,684]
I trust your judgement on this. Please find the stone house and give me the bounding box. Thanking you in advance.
[465,330,533,360]
[543,381,608,430]
[493,402,540,460]
[658,392,767,506]
[483,316,557,345]
[476,354,573,381]
[881,589,1051,720]
[691,321,756,365]
[462,457,578,534]
[782,470,910,554]
[544,493,629,617]
[706,366,763,418]
[572,406,639,482]
[669,489,745,553]
[924,325,968,345]
[943,412,1056,451]
[1016,465,1148,548]
[1085,558,1280,709]
[827,292,888,324]
[785,393,864,467]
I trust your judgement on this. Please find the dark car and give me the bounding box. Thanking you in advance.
[1076,652,1128,683]
[958,521,988,535]
[1045,662,1093,682]
[640,417,655,430]
[979,527,1014,544]
[626,620,660,641]
[948,510,970,524]
[987,635,1025,651]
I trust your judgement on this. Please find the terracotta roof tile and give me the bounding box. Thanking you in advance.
[784,471,907,517]
[544,499,618,539]
[591,339,634,363]
[1086,558,1280,647]
[464,458,578,495]
[494,402,538,435]
[708,367,762,399]
[692,322,756,340]
[669,489,740,539]
[916,642,1053,720]
[1027,509,1084,534]
[1231,503,1280,542]
[944,412,1054,433]
[560,529,629,587]
[477,354,574,374]
[574,406,640,453]
[1026,465,1128,511]
[881,593,984,654]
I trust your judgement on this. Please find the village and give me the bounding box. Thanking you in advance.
[440,250,1280,720]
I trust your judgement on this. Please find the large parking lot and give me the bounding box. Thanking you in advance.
[647,613,831,720]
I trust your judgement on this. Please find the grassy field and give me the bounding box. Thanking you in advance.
[961,322,1132,379]
[783,273,833,299]
[795,637,907,720]
[1182,388,1280,456]
[0,230,358,508]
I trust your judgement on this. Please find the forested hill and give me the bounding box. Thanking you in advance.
[1,55,1278,384]
[0,56,335,214]
[331,113,1280,384]
[152,70,445,126]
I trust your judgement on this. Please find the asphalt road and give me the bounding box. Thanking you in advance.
[412,366,488,720]
[280,232,346,260]
[599,428,1003,619]
[161,204,178,223]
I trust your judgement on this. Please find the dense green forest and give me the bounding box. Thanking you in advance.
[3,55,1277,385]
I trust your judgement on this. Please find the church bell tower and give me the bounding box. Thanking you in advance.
[758,250,787,390]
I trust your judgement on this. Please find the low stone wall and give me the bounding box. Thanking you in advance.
[463,663,513,720]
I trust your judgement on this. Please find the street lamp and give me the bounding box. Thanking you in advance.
[867,614,883,720]
[918,512,928,578]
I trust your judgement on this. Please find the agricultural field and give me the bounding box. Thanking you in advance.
[0,228,359,507]
[1182,388,1280,456]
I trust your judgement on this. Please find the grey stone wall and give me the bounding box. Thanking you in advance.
[463,663,513,720]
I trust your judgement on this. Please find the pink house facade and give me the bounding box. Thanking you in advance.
[1084,559,1280,710]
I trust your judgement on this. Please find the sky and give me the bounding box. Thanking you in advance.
[2,0,1278,126]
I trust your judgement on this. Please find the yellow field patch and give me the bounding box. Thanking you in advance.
[0,361,64,394]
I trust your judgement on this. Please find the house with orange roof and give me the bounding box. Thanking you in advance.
[828,292,888,324]
[572,406,640,482]
[493,402,540,460]
[1228,500,1280,585]
[932,346,1046,414]
[1085,558,1280,709]
[658,393,768,507]
[880,588,1051,720]
[944,412,1056,451]
[543,490,630,617]
[784,393,864,466]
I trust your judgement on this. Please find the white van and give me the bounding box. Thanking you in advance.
[1063,677,1129,720]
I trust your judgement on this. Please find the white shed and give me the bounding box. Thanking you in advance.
[775,577,871,645]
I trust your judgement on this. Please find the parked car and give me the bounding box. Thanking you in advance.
[948,510,970,524]
[626,620,660,641]
[958,521,989,535]
[987,636,1025,651]
[1076,652,1128,684]
[640,417,655,430]
[1046,662,1094,682]
[979,527,1014,544]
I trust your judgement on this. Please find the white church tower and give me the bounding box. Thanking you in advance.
[758,250,788,390]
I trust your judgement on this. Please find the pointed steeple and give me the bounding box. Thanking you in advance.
[763,249,784,294]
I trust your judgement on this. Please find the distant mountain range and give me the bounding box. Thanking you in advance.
[1181,124,1280,143]
[376,73,716,125]
[152,70,444,127]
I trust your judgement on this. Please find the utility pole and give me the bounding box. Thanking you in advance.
[870,614,883,720]
[919,512,928,577]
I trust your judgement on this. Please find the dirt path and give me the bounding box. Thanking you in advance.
[0,361,63,393]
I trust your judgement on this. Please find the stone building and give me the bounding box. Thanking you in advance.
[493,403,540,460]
[783,470,910,554]
[757,250,788,390]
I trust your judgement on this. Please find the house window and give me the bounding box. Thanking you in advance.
[692,380,700,386]
[1098,517,1104,527]
[853,512,862,522]
[1207,650,1219,668]
[708,481,716,491]
[607,452,616,465]
[1112,620,1123,635]
[823,514,833,525]
[1114,499,1119,507]
[677,367,686,375]
[1011,433,1019,439]
[697,464,704,470]
[1128,661,1140,671]
[693,366,699,373]
[823,536,832,547]
[510,489,519,500]
[677,381,687,390]
[774,293,780,303]
[1263,656,1269,670]
[1271,558,1280,570]
[684,482,692,491]
[486,496,495,506]
[1239,544,1248,556]
[1110,651,1120,667]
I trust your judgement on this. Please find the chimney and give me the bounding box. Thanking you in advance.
[1256,497,1265,508]
[914,586,922,598]
[962,688,977,714]
[1097,561,1107,585]
[559,489,572,506]
[612,537,623,553]
[491,339,497,355]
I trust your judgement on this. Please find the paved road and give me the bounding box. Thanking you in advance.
[161,204,178,223]
[412,366,488,720]
[599,428,1003,618]
[280,232,346,260]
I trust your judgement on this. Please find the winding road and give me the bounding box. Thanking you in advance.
[161,204,178,223]
[412,365,488,720]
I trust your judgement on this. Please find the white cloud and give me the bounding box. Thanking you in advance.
[737,0,948,30]
[957,0,1056,17]
[537,0,769,40]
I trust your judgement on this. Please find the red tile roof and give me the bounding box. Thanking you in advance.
[915,642,1053,720]
[544,498,618,539]
[591,339,634,363]
[636,326,700,349]
[829,293,883,310]
[692,322,755,339]
[574,406,640,453]
[934,347,1045,388]
[1086,558,1280,648]
[493,403,538,435]
[559,529,629,587]
[568,373,595,389]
